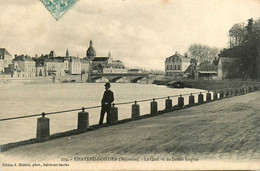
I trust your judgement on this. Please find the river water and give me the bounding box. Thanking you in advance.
[0,83,207,144]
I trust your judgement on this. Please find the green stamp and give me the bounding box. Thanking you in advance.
[40,0,78,20]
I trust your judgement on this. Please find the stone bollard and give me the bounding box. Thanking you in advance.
[246,86,250,93]
[235,88,238,96]
[206,91,211,102]
[244,87,247,94]
[165,97,172,110]
[189,93,195,105]
[36,112,50,141]
[213,91,218,100]
[178,95,184,108]
[225,89,229,97]
[132,101,140,119]
[240,87,244,94]
[198,92,204,104]
[109,104,118,124]
[77,107,89,131]
[220,91,224,99]
[150,99,158,114]
[229,89,233,96]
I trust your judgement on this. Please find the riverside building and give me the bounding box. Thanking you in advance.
[0,48,13,68]
[0,57,4,73]
[13,55,36,77]
[165,52,190,79]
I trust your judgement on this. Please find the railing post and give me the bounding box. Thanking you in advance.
[165,96,172,110]
[36,112,50,141]
[235,88,238,96]
[206,91,211,102]
[240,87,243,94]
[77,107,89,131]
[220,91,224,99]
[178,95,184,108]
[246,86,250,93]
[198,92,204,104]
[249,86,253,92]
[150,98,158,114]
[243,86,247,94]
[132,101,140,119]
[213,91,218,100]
[109,103,118,124]
[229,89,233,96]
[225,89,229,97]
[189,93,195,105]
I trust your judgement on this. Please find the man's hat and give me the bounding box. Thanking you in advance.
[104,82,111,88]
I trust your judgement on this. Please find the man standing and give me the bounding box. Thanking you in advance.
[99,82,114,126]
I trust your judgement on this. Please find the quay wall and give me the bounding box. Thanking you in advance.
[1,82,260,152]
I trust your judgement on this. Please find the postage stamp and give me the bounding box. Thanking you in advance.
[40,0,79,20]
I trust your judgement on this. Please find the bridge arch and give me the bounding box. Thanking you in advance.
[91,76,109,82]
[131,76,146,83]
[111,76,123,83]
[113,77,130,83]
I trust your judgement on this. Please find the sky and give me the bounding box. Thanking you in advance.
[0,0,260,70]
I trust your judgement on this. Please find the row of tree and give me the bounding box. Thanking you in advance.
[186,44,219,64]
[220,18,260,79]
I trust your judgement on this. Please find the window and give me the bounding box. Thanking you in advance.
[178,65,180,70]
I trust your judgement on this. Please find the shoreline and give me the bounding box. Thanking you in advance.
[1,91,259,170]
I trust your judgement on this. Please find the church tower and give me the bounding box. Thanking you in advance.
[86,40,96,61]
[66,48,69,58]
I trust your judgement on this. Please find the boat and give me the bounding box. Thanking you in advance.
[166,81,185,88]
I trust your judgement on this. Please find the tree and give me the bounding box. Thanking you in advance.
[221,18,260,79]
[228,23,245,48]
[187,44,219,64]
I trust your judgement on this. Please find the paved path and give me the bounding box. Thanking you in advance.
[1,91,260,170]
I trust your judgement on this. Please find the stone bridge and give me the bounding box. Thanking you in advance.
[88,73,149,83]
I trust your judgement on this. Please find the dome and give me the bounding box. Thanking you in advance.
[86,40,96,60]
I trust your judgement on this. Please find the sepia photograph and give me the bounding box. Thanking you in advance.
[0,0,260,170]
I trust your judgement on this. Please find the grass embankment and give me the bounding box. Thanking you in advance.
[153,78,254,91]
[182,80,244,90]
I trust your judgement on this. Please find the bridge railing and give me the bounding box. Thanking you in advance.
[0,83,259,147]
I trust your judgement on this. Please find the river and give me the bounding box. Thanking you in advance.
[0,83,207,144]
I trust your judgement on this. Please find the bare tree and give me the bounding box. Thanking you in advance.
[187,44,219,64]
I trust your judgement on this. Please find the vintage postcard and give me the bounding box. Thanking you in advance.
[0,0,260,170]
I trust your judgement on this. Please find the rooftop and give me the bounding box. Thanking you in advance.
[0,48,11,58]
[166,52,190,62]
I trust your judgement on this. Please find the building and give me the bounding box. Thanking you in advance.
[0,57,4,73]
[69,57,81,75]
[0,48,12,68]
[217,57,235,80]
[44,59,65,76]
[165,51,190,79]
[86,40,96,61]
[128,69,142,74]
[103,63,128,74]
[13,55,36,77]
[36,65,45,77]
[81,58,91,74]
[195,62,218,80]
